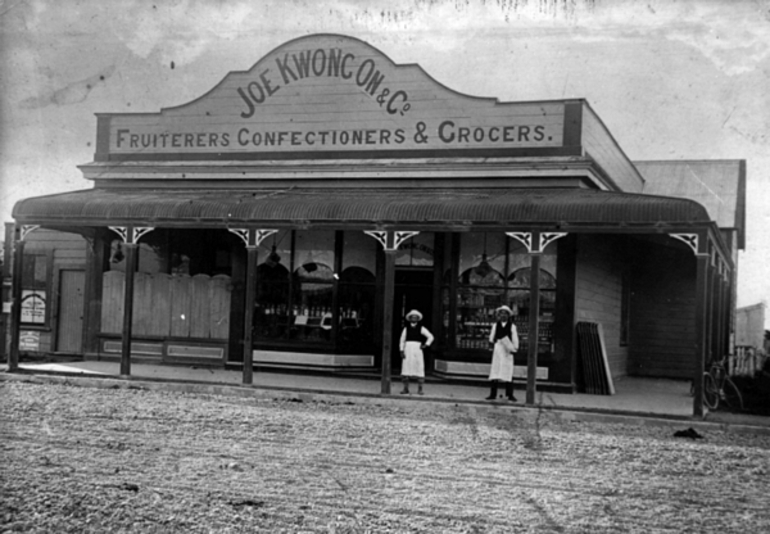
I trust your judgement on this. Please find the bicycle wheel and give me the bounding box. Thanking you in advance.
[722,377,744,412]
[703,373,719,411]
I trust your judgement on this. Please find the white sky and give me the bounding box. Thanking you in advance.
[1,0,769,322]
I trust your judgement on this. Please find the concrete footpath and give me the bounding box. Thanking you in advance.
[2,360,769,435]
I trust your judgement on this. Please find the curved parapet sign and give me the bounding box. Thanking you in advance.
[99,33,566,161]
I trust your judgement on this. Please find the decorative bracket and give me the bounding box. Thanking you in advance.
[506,231,567,254]
[364,230,419,251]
[109,226,155,245]
[228,228,278,248]
[669,233,700,256]
[20,225,40,241]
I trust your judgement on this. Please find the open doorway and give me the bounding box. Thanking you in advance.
[392,269,434,375]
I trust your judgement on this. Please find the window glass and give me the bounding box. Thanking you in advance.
[21,253,48,326]
[254,230,292,340]
[450,232,558,352]
[338,266,375,351]
[343,231,377,273]
[395,232,435,267]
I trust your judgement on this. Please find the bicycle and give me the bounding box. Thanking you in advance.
[692,356,744,412]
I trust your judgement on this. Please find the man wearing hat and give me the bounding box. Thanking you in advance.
[487,305,520,401]
[399,309,434,395]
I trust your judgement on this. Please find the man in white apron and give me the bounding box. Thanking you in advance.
[486,305,519,401]
[399,309,434,395]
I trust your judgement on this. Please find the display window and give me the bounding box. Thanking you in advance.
[253,229,376,351]
[444,232,559,352]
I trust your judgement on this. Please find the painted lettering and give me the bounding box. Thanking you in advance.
[386,90,407,115]
[327,48,342,77]
[533,125,545,141]
[116,129,130,148]
[293,50,312,79]
[248,80,266,104]
[341,53,354,79]
[261,69,279,97]
[438,120,455,143]
[312,49,327,76]
[365,69,385,96]
[276,53,297,84]
[237,128,250,146]
[518,125,530,142]
[356,59,375,88]
[237,87,256,119]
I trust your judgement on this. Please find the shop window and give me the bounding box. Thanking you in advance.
[508,268,557,347]
[254,262,290,340]
[20,251,50,327]
[338,266,375,351]
[449,232,559,352]
[253,230,338,345]
[291,261,334,342]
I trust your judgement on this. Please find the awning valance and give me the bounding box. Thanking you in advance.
[12,187,711,228]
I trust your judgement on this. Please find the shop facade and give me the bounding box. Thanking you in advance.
[7,34,745,415]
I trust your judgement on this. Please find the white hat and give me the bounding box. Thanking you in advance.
[405,309,423,320]
[496,305,513,315]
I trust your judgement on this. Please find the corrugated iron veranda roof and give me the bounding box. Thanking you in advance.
[13,187,712,228]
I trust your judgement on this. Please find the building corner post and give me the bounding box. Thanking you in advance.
[693,253,710,418]
[8,233,25,371]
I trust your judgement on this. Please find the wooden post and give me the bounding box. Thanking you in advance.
[526,253,541,405]
[381,249,397,394]
[8,234,25,371]
[692,253,709,417]
[243,246,258,385]
[120,243,138,376]
[82,233,109,356]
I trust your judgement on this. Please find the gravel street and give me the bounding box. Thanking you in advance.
[1,381,769,533]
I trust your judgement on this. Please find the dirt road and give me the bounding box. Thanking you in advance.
[1,381,769,533]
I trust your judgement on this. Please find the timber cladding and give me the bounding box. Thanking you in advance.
[628,242,696,379]
[574,235,628,379]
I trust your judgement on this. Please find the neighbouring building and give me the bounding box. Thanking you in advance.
[6,34,746,415]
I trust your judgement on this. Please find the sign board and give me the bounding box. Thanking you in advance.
[101,34,565,160]
[19,330,40,352]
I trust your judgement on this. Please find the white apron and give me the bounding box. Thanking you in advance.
[488,341,514,381]
[488,322,518,381]
[401,342,425,378]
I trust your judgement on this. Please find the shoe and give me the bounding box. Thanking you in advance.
[507,396,517,402]
[400,389,409,394]
[485,394,496,400]
[417,390,424,396]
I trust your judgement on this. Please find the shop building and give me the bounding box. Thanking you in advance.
[6,35,746,415]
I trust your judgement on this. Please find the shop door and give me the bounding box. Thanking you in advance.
[392,269,434,375]
[56,269,85,354]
